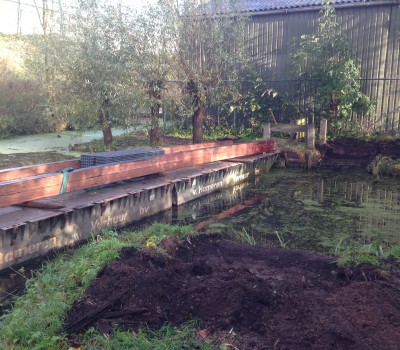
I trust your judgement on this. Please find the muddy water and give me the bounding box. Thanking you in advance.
[1,168,400,313]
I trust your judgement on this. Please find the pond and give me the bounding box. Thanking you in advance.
[0,129,130,155]
[1,168,400,313]
[137,168,400,254]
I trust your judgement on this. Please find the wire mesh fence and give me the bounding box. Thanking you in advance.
[262,78,400,133]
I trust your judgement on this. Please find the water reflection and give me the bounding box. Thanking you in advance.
[204,169,400,253]
[131,169,400,254]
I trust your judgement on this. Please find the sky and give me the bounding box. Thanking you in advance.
[0,0,154,34]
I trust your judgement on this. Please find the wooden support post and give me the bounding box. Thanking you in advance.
[263,122,271,140]
[290,120,296,141]
[319,118,327,145]
[307,124,315,149]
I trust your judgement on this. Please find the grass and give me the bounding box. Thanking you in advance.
[275,231,288,249]
[368,156,400,177]
[80,322,215,350]
[335,239,400,267]
[0,231,126,349]
[0,224,211,350]
[121,222,197,247]
[229,227,256,245]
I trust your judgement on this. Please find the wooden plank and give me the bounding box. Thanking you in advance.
[0,141,276,208]
[270,124,308,133]
[0,159,80,182]
[193,193,267,231]
[0,142,231,182]
[161,140,233,154]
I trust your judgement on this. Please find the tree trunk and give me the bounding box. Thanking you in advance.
[187,80,204,144]
[150,105,160,145]
[102,124,113,144]
[192,103,204,144]
[148,81,163,145]
[99,99,113,144]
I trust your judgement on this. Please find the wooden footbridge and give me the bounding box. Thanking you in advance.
[0,140,277,271]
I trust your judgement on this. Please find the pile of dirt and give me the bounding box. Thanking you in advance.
[317,138,400,169]
[65,235,400,350]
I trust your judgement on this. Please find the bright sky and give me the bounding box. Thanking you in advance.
[0,0,154,34]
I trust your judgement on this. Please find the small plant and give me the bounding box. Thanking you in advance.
[290,0,375,134]
[230,227,256,245]
[367,155,400,177]
[275,231,288,248]
[335,238,400,267]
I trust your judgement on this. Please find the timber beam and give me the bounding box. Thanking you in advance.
[0,141,276,207]
[161,140,233,154]
[0,141,233,183]
[0,159,81,182]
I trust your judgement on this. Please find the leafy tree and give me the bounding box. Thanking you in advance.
[157,0,252,143]
[125,3,177,145]
[290,0,374,133]
[51,0,143,144]
[0,34,48,136]
[26,0,143,144]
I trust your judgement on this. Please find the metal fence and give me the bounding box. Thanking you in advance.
[263,78,400,133]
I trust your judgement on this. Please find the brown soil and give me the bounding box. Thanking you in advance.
[65,235,400,350]
[317,138,400,169]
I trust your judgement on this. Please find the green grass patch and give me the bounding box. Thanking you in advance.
[228,227,256,245]
[80,322,214,350]
[0,231,126,349]
[121,222,197,248]
[0,224,206,350]
[335,239,400,267]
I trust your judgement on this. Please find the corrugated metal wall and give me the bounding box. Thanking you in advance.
[248,2,400,132]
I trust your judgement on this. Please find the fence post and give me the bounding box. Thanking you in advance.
[307,124,315,149]
[263,122,271,140]
[290,120,296,141]
[319,118,327,144]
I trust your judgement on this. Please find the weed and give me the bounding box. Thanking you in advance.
[275,231,288,248]
[334,239,400,267]
[368,156,400,177]
[230,227,256,245]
